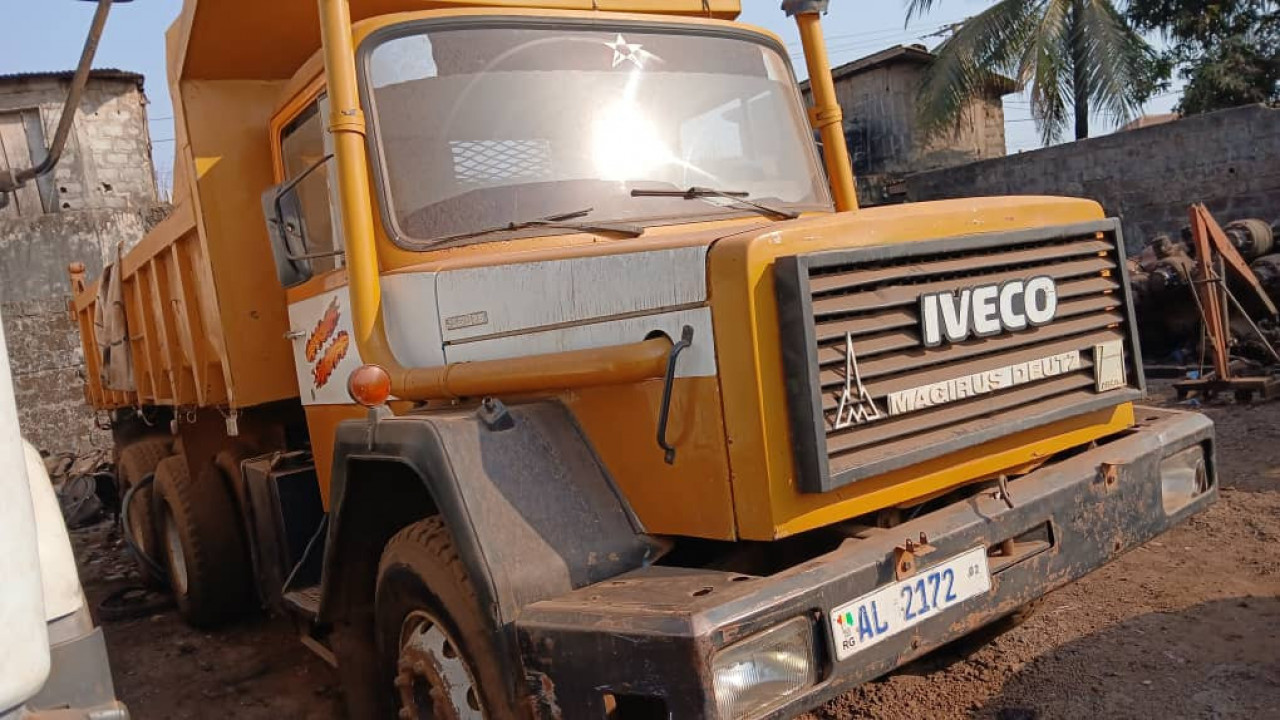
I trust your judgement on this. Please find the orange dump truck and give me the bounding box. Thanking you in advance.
[70,0,1216,717]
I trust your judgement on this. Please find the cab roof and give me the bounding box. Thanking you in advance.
[170,0,741,81]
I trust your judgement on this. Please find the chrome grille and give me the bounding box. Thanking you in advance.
[775,220,1145,493]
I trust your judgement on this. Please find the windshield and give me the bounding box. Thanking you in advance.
[364,21,830,245]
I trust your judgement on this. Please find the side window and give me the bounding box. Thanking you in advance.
[280,97,344,273]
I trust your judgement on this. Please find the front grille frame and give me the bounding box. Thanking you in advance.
[776,219,1146,494]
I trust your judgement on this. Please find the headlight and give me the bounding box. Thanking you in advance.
[711,616,817,718]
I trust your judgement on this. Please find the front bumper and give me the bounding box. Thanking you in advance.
[516,407,1215,719]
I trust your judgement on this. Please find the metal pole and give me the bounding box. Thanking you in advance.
[0,0,117,193]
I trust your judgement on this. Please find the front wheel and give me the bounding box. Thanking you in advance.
[375,518,524,719]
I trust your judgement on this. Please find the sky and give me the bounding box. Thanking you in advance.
[1,1,1181,194]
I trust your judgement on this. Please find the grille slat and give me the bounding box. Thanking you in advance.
[775,221,1145,493]
[826,373,1096,458]
[815,293,1123,365]
[820,327,1120,412]
[808,238,1114,295]
[827,388,1112,478]
[811,255,1114,317]
[811,275,1121,343]
[821,311,1125,386]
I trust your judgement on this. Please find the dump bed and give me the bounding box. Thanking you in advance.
[69,200,285,411]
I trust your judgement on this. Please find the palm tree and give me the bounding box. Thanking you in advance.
[907,0,1157,144]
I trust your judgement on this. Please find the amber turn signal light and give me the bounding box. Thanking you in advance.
[348,364,391,408]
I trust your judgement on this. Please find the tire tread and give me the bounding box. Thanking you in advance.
[154,454,254,626]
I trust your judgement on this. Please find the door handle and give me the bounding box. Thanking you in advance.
[656,325,695,465]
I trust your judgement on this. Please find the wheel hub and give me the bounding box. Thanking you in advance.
[394,610,483,719]
[163,510,188,595]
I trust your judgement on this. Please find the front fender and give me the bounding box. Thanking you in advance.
[319,400,657,629]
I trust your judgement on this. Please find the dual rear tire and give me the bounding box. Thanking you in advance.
[152,454,255,627]
[117,438,174,587]
[117,437,254,628]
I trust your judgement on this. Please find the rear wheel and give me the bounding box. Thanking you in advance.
[154,455,255,627]
[117,438,173,587]
[375,518,522,719]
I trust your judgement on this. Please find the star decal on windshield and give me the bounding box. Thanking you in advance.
[606,34,646,69]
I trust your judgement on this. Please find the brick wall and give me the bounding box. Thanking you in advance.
[904,104,1280,252]
[834,63,1007,179]
[806,59,1007,206]
[0,73,156,217]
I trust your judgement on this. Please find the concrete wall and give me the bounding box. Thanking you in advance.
[0,74,158,454]
[905,104,1280,252]
[0,210,149,453]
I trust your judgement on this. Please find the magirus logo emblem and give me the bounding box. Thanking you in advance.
[832,332,883,430]
[920,276,1058,348]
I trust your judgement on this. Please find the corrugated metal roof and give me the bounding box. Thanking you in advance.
[0,68,144,87]
[828,44,937,80]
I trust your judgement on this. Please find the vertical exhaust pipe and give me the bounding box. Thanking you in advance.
[784,1,858,212]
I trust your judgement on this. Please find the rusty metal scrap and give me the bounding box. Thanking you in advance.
[1131,211,1280,380]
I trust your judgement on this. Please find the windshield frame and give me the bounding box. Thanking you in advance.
[357,15,832,250]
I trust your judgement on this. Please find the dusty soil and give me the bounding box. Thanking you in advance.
[75,384,1279,719]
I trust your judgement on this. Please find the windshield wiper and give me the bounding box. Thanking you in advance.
[425,208,644,245]
[630,187,800,220]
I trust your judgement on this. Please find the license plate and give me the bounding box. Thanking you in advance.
[829,546,991,661]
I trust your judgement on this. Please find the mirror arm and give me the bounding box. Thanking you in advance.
[273,153,335,203]
[271,153,335,261]
[286,248,346,262]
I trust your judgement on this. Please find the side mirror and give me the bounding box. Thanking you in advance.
[262,183,313,288]
[261,153,334,288]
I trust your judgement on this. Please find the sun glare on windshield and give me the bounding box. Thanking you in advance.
[365,21,830,244]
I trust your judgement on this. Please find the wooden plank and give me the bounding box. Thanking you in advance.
[123,275,155,403]
[180,232,231,404]
[166,243,202,402]
[20,109,57,214]
[135,264,173,403]
[146,258,189,403]
[0,112,42,218]
[74,302,105,407]
[121,203,197,277]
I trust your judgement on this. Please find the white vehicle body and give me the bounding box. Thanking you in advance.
[0,315,127,720]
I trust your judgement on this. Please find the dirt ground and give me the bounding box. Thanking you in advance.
[74,382,1279,719]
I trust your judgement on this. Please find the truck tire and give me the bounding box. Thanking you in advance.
[154,454,255,627]
[117,437,173,488]
[376,517,523,720]
[117,438,173,587]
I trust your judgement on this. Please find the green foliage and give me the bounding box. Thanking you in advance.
[907,0,1159,144]
[1128,0,1280,114]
